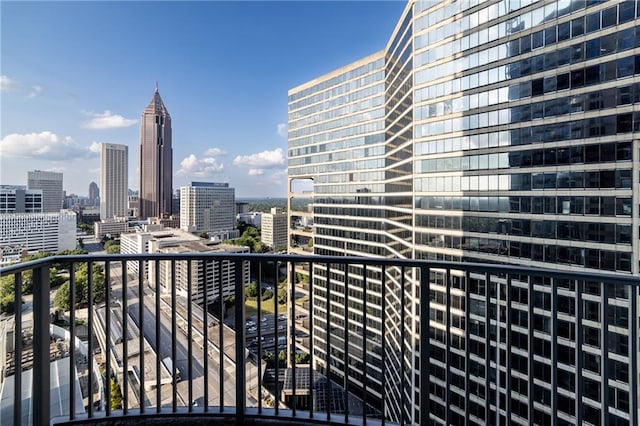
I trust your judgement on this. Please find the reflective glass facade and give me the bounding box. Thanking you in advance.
[288,1,639,424]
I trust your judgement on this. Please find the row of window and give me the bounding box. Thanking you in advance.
[417,141,631,173]
[506,3,638,58]
[415,24,638,97]
[289,86,384,126]
[416,196,632,217]
[418,100,639,139]
[288,58,383,104]
[415,169,632,192]
[420,61,640,123]
[418,219,631,245]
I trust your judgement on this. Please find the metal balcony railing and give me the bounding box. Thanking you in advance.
[0,253,638,426]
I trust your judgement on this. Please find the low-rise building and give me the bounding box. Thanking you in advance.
[152,240,250,305]
[0,210,76,264]
[93,217,130,239]
[120,225,201,277]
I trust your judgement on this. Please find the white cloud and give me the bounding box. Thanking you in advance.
[0,131,98,160]
[277,123,287,138]
[26,85,43,99]
[204,147,226,156]
[177,153,224,177]
[0,75,18,91]
[83,110,137,129]
[89,142,102,153]
[233,148,285,175]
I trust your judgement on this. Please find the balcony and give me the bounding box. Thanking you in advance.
[0,253,638,425]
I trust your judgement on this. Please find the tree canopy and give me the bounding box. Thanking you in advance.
[53,262,105,311]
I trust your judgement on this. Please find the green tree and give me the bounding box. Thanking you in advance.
[278,350,287,368]
[295,352,310,364]
[78,222,93,234]
[199,232,210,239]
[54,263,105,311]
[0,275,17,314]
[246,282,259,298]
[253,240,268,253]
[49,267,66,288]
[106,244,120,254]
[277,288,288,305]
[53,281,72,312]
[110,377,123,410]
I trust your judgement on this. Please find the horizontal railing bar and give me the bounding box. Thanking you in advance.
[1,253,637,287]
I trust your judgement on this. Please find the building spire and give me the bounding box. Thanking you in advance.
[155,81,159,93]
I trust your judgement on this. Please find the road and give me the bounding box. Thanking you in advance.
[118,269,233,407]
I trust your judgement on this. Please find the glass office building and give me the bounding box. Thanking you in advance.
[288,0,639,424]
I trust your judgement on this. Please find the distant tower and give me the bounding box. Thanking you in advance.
[88,181,100,205]
[100,143,129,219]
[27,170,63,212]
[139,83,172,219]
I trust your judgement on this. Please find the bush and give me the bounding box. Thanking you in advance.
[277,288,287,305]
[246,283,259,298]
[110,378,122,410]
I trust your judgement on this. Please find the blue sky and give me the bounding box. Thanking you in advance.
[1,1,406,198]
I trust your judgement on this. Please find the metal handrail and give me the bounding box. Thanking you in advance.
[0,253,637,426]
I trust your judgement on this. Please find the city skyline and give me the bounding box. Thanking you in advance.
[0,1,404,197]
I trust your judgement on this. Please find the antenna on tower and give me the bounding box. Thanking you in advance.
[155,81,159,93]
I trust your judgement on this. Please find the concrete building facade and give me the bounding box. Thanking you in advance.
[0,210,76,264]
[180,182,238,239]
[153,241,250,305]
[27,170,63,213]
[0,186,42,213]
[100,143,129,220]
[261,207,288,250]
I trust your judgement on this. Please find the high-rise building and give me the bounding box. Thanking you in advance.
[88,181,100,206]
[139,84,172,219]
[288,1,639,424]
[180,182,238,240]
[27,170,63,213]
[100,143,129,220]
[0,186,42,213]
[261,207,288,250]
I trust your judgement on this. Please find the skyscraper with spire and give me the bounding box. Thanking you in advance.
[139,83,172,219]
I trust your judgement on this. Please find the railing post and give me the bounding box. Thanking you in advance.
[13,272,23,426]
[418,265,430,426]
[32,264,50,426]
[234,260,246,423]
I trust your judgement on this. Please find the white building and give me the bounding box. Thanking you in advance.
[120,225,201,276]
[261,207,287,250]
[100,143,128,220]
[152,240,250,305]
[237,212,262,227]
[27,170,63,213]
[0,211,76,264]
[180,182,238,240]
[93,217,130,239]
